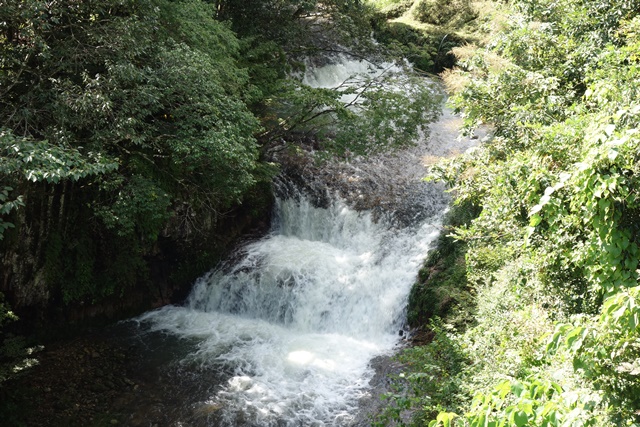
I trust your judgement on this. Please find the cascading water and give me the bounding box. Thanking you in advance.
[127,56,479,427]
[136,191,443,426]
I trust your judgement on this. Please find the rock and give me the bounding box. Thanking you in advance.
[194,402,223,418]
[91,382,109,393]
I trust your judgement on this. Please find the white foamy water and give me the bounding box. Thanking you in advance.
[137,195,443,426]
[302,54,405,106]
[302,55,401,89]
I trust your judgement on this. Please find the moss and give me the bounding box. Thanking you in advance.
[2,172,274,339]
[374,17,473,73]
[407,200,481,329]
[167,178,275,304]
[411,0,477,27]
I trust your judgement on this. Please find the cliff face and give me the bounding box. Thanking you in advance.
[0,180,273,332]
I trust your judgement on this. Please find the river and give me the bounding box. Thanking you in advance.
[113,57,482,427]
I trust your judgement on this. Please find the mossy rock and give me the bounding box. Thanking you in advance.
[407,200,481,329]
[379,0,414,19]
[374,20,469,72]
[412,0,476,26]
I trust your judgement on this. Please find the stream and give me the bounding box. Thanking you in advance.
[112,57,483,427]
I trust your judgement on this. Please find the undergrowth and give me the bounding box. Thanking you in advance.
[368,0,500,73]
[376,0,640,425]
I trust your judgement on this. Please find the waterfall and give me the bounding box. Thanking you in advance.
[136,190,443,426]
[131,56,460,426]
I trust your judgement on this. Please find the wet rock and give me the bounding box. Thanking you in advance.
[193,402,224,418]
[272,131,452,229]
[91,382,110,393]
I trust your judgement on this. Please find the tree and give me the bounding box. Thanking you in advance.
[0,0,262,304]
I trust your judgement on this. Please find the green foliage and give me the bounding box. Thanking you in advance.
[0,186,23,239]
[373,21,461,72]
[1,0,261,212]
[0,129,117,240]
[399,1,640,426]
[0,0,265,307]
[267,69,443,156]
[216,0,380,56]
[546,287,640,424]
[412,0,476,27]
[239,38,290,108]
[0,130,119,184]
[95,176,171,240]
[372,0,414,19]
[0,293,17,329]
[408,200,480,328]
[370,0,485,74]
[42,228,148,304]
[328,73,443,154]
[429,377,602,427]
[376,320,467,427]
[379,201,480,426]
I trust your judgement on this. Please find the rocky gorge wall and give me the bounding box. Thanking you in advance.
[0,180,274,334]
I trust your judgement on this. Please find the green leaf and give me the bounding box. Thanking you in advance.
[511,381,525,398]
[514,410,528,427]
[565,326,585,351]
[529,214,543,227]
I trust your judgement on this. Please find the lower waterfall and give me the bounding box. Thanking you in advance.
[135,187,445,426]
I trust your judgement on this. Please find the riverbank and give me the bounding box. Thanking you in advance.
[382,0,640,425]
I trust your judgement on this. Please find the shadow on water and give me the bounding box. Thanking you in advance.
[98,320,236,427]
